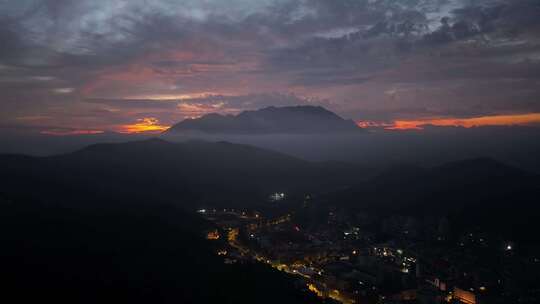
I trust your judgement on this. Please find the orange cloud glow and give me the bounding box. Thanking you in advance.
[118,117,170,134]
[357,113,540,130]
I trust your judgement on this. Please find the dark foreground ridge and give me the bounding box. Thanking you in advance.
[0,139,337,304]
[1,140,539,303]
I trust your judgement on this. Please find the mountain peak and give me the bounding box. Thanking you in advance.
[166,105,361,135]
[253,105,340,117]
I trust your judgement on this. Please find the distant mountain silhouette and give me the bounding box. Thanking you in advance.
[166,105,361,134]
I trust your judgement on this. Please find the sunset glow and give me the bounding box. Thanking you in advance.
[358,113,540,130]
[2,1,540,302]
[118,118,170,134]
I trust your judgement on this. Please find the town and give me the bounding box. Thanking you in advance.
[198,193,540,304]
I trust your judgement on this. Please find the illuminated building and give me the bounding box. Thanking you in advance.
[206,229,220,240]
[453,287,476,304]
[228,228,239,242]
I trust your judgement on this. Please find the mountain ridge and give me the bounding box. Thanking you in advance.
[0,138,365,208]
[329,156,539,217]
[166,105,361,134]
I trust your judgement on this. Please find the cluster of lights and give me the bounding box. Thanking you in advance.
[374,247,394,258]
[269,192,286,202]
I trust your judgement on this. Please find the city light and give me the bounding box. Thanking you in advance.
[196,204,529,304]
[206,230,220,240]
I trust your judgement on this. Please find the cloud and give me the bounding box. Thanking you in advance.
[85,98,180,110]
[1,0,540,133]
[53,87,75,94]
[118,117,169,134]
[380,112,540,130]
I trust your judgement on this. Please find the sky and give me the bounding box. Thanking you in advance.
[1,0,540,134]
